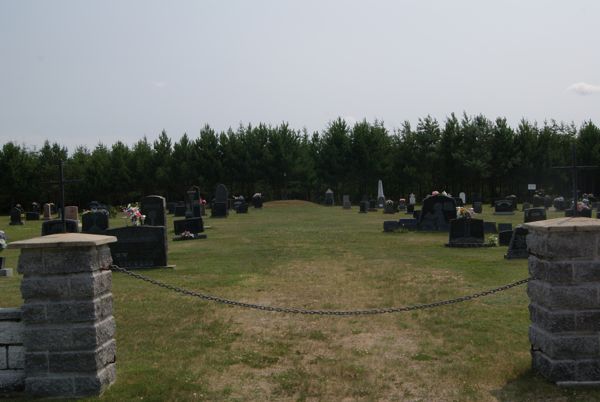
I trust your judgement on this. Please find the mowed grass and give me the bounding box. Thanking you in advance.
[1,202,599,401]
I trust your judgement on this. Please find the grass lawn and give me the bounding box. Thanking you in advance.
[1,201,599,401]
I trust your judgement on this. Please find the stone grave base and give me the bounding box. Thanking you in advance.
[173,233,208,241]
[0,268,13,277]
[445,242,493,248]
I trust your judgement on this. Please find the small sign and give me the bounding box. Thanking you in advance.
[528,184,536,190]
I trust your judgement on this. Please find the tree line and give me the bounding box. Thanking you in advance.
[1,113,600,212]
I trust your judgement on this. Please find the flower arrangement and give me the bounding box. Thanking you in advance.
[577,201,590,212]
[123,203,145,226]
[253,193,262,199]
[431,190,439,196]
[181,230,195,239]
[486,235,498,247]
[456,207,471,219]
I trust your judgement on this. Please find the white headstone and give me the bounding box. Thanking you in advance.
[409,193,416,205]
[377,180,385,207]
[459,192,466,204]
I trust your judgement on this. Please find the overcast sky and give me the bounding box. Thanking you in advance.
[1,0,599,151]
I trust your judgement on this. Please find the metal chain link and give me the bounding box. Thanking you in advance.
[110,264,529,316]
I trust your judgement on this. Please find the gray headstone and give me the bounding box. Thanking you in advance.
[9,207,23,225]
[342,195,351,209]
[524,207,547,223]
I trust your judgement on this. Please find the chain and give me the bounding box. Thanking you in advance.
[110,264,529,316]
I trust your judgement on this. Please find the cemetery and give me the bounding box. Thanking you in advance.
[3,191,600,401]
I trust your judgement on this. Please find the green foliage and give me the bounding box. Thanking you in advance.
[1,115,599,211]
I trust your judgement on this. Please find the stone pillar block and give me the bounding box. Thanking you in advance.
[525,217,600,386]
[8,233,117,398]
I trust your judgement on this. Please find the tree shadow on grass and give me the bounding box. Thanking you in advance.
[491,368,600,402]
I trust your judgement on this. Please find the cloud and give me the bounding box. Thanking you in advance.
[152,81,167,88]
[567,82,600,95]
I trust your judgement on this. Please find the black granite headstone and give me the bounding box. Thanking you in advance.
[324,189,334,206]
[9,207,23,225]
[41,219,79,236]
[418,194,457,231]
[494,200,514,214]
[398,218,418,231]
[212,184,229,218]
[498,223,513,232]
[106,226,167,268]
[447,218,484,246]
[141,195,167,227]
[505,225,529,259]
[524,207,547,223]
[483,221,497,234]
[473,202,483,214]
[174,217,204,235]
[82,211,109,234]
[252,195,263,208]
[406,204,415,214]
[553,197,566,211]
[359,201,368,213]
[499,230,513,246]
[174,205,186,217]
[167,202,177,214]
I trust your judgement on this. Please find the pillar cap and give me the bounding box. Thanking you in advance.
[8,233,117,249]
[524,217,600,233]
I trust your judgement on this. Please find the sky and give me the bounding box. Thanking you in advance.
[1,0,599,151]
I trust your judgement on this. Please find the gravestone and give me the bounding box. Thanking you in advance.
[42,203,52,220]
[236,202,249,213]
[413,210,421,220]
[82,211,110,234]
[25,211,40,220]
[453,197,464,207]
[9,207,23,225]
[167,202,177,214]
[498,223,513,232]
[506,195,518,210]
[498,230,513,246]
[377,180,385,208]
[368,199,377,211]
[41,219,79,236]
[494,200,514,215]
[185,187,202,218]
[459,192,466,205]
[505,225,529,259]
[418,194,457,231]
[64,205,79,221]
[359,201,368,213]
[383,221,399,232]
[174,204,186,217]
[483,221,497,234]
[384,202,396,214]
[106,226,167,268]
[447,218,485,247]
[398,199,406,212]
[406,204,414,214]
[524,207,547,223]
[212,184,229,217]
[141,195,167,227]
[473,202,482,214]
[543,195,553,209]
[409,193,416,205]
[532,194,545,207]
[325,189,334,206]
[398,218,418,231]
[174,217,204,235]
[522,202,532,211]
[342,195,351,209]
[553,197,566,211]
[252,194,263,208]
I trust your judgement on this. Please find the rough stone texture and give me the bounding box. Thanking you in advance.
[9,234,117,398]
[0,308,24,392]
[525,217,600,385]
